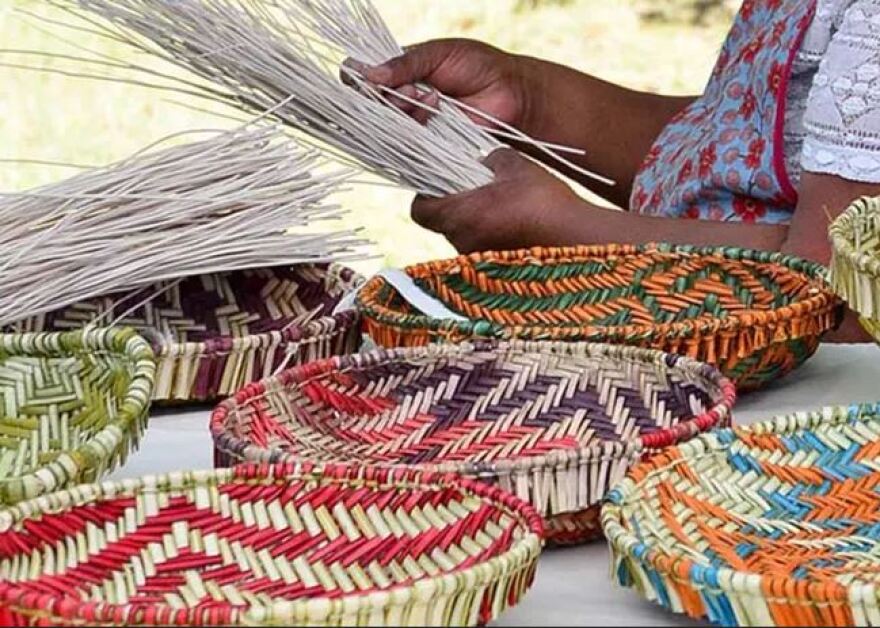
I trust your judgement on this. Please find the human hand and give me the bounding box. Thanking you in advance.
[411,149,583,253]
[353,39,536,129]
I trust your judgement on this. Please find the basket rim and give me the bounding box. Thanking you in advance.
[0,327,156,504]
[152,263,364,357]
[355,243,838,343]
[829,196,880,278]
[210,339,737,480]
[0,461,544,626]
[601,401,880,607]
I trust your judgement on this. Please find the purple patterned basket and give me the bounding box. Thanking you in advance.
[11,264,363,403]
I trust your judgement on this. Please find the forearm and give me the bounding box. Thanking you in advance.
[540,201,789,250]
[514,56,695,208]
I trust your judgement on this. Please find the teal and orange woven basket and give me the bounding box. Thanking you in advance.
[603,402,880,627]
[0,462,543,627]
[211,340,736,546]
[357,244,841,391]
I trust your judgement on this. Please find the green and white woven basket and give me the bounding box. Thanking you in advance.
[830,196,880,343]
[0,328,155,505]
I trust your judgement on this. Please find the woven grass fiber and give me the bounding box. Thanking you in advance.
[356,244,841,392]
[603,402,880,627]
[211,340,735,546]
[12,264,362,404]
[830,195,880,344]
[0,328,154,506]
[0,462,543,627]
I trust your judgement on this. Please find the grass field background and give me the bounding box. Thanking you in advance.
[0,0,733,273]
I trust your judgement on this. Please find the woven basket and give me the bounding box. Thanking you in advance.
[0,462,543,627]
[211,340,736,546]
[13,264,363,404]
[830,196,880,343]
[603,402,880,627]
[0,328,155,506]
[357,244,841,391]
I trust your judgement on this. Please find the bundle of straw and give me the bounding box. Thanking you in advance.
[25,0,608,197]
[0,126,363,327]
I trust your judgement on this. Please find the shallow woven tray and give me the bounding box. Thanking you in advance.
[13,264,362,404]
[603,402,880,627]
[830,196,880,344]
[0,462,543,627]
[211,340,736,546]
[0,328,154,505]
[356,244,841,391]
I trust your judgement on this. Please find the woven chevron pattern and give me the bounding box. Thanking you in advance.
[211,341,736,545]
[0,329,154,505]
[603,402,880,627]
[12,264,362,403]
[0,462,543,627]
[357,244,841,391]
[830,196,880,344]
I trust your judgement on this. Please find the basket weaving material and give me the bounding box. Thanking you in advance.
[14,264,362,403]
[356,244,841,391]
[603,402,880,627]
[0,462,543,627]
[830,196,880,343]
[0,328,154,505]
[211,340,736,546]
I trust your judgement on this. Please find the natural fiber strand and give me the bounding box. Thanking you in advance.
[0,125,365,328]
[18,0,611,197]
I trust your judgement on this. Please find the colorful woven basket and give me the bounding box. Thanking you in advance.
[0,462,543,627]
[0,328,155,506]
[13,264,362,403]
[830,196,880,343]
[211,340,736,546]
[603,401,880,627]
[356,244,841,391]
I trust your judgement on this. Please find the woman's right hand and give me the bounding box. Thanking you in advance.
[358,39,537,130]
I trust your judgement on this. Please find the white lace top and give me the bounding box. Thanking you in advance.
[785,0,880,185]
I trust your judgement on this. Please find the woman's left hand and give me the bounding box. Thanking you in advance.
[411,149,584,253]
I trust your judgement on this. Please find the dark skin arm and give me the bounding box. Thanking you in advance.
[411,150,876,342]
[365,39,694,207]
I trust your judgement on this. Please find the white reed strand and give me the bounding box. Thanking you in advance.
[0,126,365,327]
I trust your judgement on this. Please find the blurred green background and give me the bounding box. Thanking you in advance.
[0,0,734,274]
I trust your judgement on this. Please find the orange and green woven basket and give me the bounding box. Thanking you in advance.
[603,402,880,627]
[356,244,842,391]
[211,340,736,546]
[0,462,543,627]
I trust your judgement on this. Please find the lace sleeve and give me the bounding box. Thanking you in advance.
[801,0,880,183]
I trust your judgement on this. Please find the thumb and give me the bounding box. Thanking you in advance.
[365,40,456,87]
[482,148,529,180]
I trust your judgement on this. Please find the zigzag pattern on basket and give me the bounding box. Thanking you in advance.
[0,463,543,627]
[12,265,361,402]
[0,329,154,505]
[830,196,880,343]
[357,244,840,390]
[212,341,735,546]
[603,402,880,627]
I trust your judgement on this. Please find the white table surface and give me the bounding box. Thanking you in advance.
[108,343,880,627]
